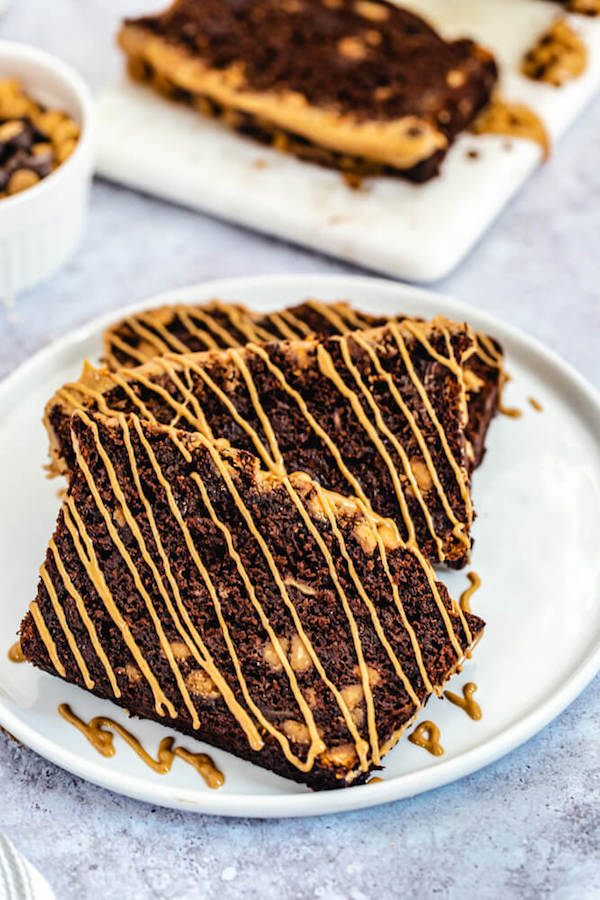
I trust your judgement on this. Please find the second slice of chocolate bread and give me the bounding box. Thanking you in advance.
[102,299,503,469]
[46,318,475,567]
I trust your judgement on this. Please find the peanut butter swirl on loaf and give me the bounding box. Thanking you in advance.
[119,0,497,182]
[102,299,503,469]
[21,412,483,789]
[45,318,475,567]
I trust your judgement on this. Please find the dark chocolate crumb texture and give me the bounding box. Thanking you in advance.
[102,299,504,469]
[119,0,497,182]
[21,412,483,789]
[46,317,475,567]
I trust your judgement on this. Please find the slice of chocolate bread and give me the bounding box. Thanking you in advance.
[21,411,483,789]
[103,299,503,469]
[118,0,497,183]
[46,318,475,567]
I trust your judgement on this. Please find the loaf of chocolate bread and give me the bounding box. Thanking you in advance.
[118,0,497,182]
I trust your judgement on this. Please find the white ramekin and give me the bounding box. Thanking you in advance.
[0,40,95,303]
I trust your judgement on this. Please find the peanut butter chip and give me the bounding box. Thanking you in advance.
[357,665,381,688]
[169,641,192,660]
[304,686,318,708]
[0,119,24,142]
[55,139,77,164]
[350,706,364,727]
[186,669,220,698]
[337,36,367,60]
[125,664,143,683]
[113,506,126,528]
[365,29,382,46]
[0,80,80,200]
[35,110,66,134]
[374,85,394,102]
[410,457,433,493]
[355,0,389,20]
[52,119,80,144]
[7,168,39,194]
[263,637,289,671]
[340,683,364,709]
[321,743,358,767]
[282,719,311,744]
[290,634,313,671]
[32,142,53,157]
[447,69,466,89]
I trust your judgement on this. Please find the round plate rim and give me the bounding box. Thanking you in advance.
[1,272,599,818]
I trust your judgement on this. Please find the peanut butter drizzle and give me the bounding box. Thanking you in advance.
[337,337,443,557]
[45,315,483,776]
[182,355,280,472]
[308,484,422,706]
[7,641,25,663]
[152,356,213,436]
[179,432,366,770]
[182,305,242,348]
[389,321,473,524]
[528,397,543,412]
[74,414,211,729]
[126,314,190,357]
[177,445,330,770]
[121,416,260,746]
[408,720,444,756]
[125,416,263,751]
[470,98,550,159]
[306,299,359,335]
[352,332,468,551]
[497,371,523,419]
[273,307,314,337]
[368,776,383,784]
[220,340,461,689]
[48,539,120,696]
[459,572,481,615]
[63,495,174,717]
[62,324,476,646]
[69,312,473,568]
[104,302,503,464]
[175,308,220,350]
[104,333,149,368]
[44,406,476,779]
[58,703,224,788]
[106,300,496,388]
[444,682,481,720]
[39,565,95,689]
[311,338,470,650]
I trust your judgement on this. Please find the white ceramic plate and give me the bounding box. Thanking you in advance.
[95,0,600,281]
[1,274,599,818]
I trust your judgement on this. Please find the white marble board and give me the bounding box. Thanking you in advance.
[94,1,600,282]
